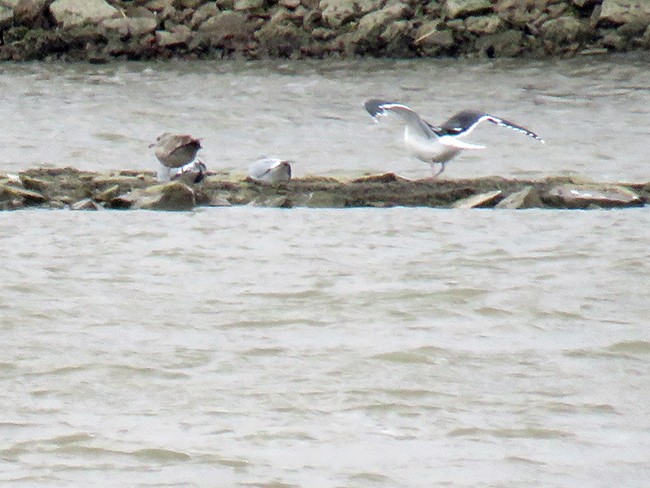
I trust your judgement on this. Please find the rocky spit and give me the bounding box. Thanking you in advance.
[1,167,647,211]
[0,0,649,61]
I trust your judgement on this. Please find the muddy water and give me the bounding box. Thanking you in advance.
[0,56,649,487]
[0,55,648,181]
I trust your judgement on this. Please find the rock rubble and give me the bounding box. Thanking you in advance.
[0,0,648,61]
[1,167,647,211]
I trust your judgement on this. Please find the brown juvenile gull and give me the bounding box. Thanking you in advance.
[149,132,204,182]
[364,99,544,177]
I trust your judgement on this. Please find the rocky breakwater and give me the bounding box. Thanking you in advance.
[0,0,649,61]
[0,167,648,211]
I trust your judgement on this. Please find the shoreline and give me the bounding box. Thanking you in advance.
[1,167,647,211]
[0,1,648,62]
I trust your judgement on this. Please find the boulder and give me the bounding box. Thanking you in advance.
[101,16,158,39]
[70,198,101,210]
[319,0,385,29]
[475,29,524,56]
[540,16,592,44]
[598,0,650,26]
[494,0,545,26]
[0,182,47,205]
[198,11,256,45]
[233,0,264,10]
[113,181,196,211]
[0,5,13,30]
[452,190,502,208]
[546,184,642,208]
[445,0,492,19]
[495,186,543,209]
[156,25,192,47]
[14,0,49,27]
[50,0,119,28]
[256,20,309,56]
[464,14,502,35]
[356,3,411,39]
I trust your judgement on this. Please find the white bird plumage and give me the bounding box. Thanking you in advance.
[364,99,544,177]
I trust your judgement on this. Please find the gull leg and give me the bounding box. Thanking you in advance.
[429,162,446,179]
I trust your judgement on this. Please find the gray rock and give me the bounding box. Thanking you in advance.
[101,16,158,39]
[115,182,196,211]
[452,190,502,209]
[495,186,543,209]
[541,16,591,44]
[50,0,119,28]
[0,5,13,30]
[356,3,411,39]
[234,0,264,10]
[414,21,455,52]
[71,198,101,211]
[598,0,650,26]
[465,14,502,35]
[546,184,642,208]
[0,183,47,205]
[475,29,524,56]
[198,11,256,44]
[156,25,192,47]
[319,0,385,29]
[494,0,545,26]
[445,0,492,19]
[14,0,48,26]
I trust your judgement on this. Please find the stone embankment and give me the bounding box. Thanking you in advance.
[1,167,647,211]
[0,0,649,61]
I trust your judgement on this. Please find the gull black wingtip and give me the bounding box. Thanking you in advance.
[364,99,389,119]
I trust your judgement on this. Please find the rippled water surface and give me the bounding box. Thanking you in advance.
[1,56,649,487]
[0,54,649,180]
[1,208,649,487]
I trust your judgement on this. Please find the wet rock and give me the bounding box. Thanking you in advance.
[50,0,119,29]
[70,198,101,210]
[445,0,492,19]
[495,186,543,209]
[598,0,650,26]
[94,183,122,202]
[114,181,197,211]
[452,190,502,208]
[304,190,347,208]
[19,174,52,193]
[0,182,47,206]
[545,184,642,208]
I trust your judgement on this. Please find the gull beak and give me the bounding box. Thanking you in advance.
[148,142,155,148]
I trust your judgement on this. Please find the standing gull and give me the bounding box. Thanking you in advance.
[364,99,544,177]
[149,132,205,183]
[247,158,292,184]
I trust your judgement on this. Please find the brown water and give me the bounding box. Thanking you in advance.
[1,57,649,487]
[1,55,649,180]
